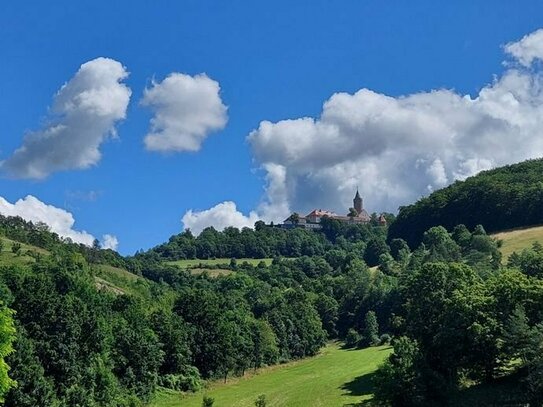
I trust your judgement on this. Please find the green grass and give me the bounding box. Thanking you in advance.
[189,268,233,277]
[492,225,543,259]
[92,264,177,308]
[166,258,275,268]
[0,237,48,266]
[149,343,391,407]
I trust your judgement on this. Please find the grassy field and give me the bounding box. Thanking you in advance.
[492,225,543,259]
[0,236,48,266]
[149,343,391,407]
[167,258,275,268]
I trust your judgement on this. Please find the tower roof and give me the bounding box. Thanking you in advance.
[354,189,361,200]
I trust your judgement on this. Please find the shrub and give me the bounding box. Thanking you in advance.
[158,371,202,392]
[379,334,391,345]
[11,243,21,255]
[345,328,361,348]
[202,395,214,407]
[255,394,267,407]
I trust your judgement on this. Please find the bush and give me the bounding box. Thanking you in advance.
[345,328,361,348]
[255,394,267,407]
[362,310,380,346]
[202,395,214,407]
[11,243,21,255]
[379,334,391,345]
[158,369,202,392]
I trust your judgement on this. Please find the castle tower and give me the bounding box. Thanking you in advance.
[353,189,363,215]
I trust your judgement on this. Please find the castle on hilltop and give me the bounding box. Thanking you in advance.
[281,190,386,230]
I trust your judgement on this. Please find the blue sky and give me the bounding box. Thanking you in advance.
[1,1,543,254]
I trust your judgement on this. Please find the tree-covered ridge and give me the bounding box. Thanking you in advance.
[388,158,543,247]
[138,216,391,262]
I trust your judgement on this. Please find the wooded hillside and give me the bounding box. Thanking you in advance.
[388,159,543,247]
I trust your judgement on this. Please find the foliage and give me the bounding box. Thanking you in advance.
[202,395,214,407]
[362,310,379,346]
[373,337,429,407]
[137,220,388,262]
[0,302,15,402]
[389,158,543,247]
[254,394,267,407]
[345,329,361,348]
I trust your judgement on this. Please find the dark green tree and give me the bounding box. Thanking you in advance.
[362,310,379,346]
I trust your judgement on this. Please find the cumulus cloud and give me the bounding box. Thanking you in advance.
[504,29,543,67]
[2,57,131,179]
[182,201,259,235]
[0,195,95,245]
[245,28,543,222]
[101,234,119,251]
[141,73,228,152]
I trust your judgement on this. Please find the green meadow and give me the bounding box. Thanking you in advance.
[150,343,391,407]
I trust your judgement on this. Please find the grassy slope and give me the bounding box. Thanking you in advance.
[150,343,391,407]
[492,225,543,259]
[0,236,48,266]
[0,236,174,305]
[166,258,274,268]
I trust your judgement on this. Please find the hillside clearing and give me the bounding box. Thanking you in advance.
[492,225,543,259]
[0,236,49,266]
[189,268,233,277]
[149,343,391,407]
[166,258,275,268]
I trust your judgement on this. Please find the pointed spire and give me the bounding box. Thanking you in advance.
[353,188,363,214]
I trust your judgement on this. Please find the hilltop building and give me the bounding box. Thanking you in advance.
[282,190,383,230]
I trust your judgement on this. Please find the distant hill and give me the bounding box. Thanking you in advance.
[388,158,543,247]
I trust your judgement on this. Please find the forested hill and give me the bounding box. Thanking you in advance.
[136,216,392,263]
[388,158,543,247]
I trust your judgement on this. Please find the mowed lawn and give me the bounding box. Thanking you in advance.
[492,225,543,259]
[167,258,275,268]
[150,343,391,407]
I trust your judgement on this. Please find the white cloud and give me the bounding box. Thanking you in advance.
[505,29,543,67]
[182,201,259,235]
[245,28,543,222]
[2,57,131,179]
[141,72,228,152]
[0,195,95,245]
[101,234,119,251]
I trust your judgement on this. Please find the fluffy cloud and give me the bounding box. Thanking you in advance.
[245,28,543,222]
[2,57,131,179]
[141,73,228,152]
[101,234,119,251]
[504,29,543,67]
[0,195,119,249]
[0,195,95,245]
[182,201,259,235]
